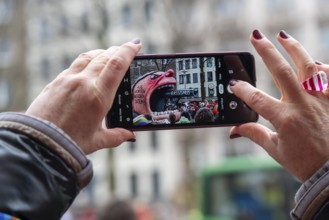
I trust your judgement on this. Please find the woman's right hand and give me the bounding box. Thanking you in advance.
[229,30,329,181]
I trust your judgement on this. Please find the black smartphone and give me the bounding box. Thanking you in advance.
[106,52,258,131]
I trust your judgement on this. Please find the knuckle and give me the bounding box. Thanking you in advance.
[108,55,125,72]
[249,90,264,107]
[304,61,317,75]
[78,52,94,60]
[64,75,86,90]
[276,64,293,76]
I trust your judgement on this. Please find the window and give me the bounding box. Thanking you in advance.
[208,87,215,97]
[40,18,50,42]
[152,170,160,198]
[130,172,138,198]
[185,60,190,69]
[129,142,136,152]
[146,43,156,54]
[62,55,71,69]
[319,25,329,52]
[134,60,141,68]
[144,1,153,22]
[266,0,294,12]
[193,73,198,83]
[122,5,132,27]
[0,36,13,67]
[150,131,158,151]
[178,60,183,70]
[60,15,69,36]
[81,12,89,32]
[41,58,51,80]
[217,0,245,16]
[162,59,169,65]
[179,75,184,84]
[207,71,213,82]
[206,58,213,68]
[146,59,156,66]
[0,0,13,24]
[192,58,198,69]
[186,74,191,84]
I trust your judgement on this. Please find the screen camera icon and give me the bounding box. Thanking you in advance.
[229,101,238,110]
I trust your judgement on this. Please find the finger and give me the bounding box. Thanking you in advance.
[97,40,142,107]
[277,30,317,82]
[230,80,282,124]
[250,30,303,101]
[230,123,279,160]
[68,49,104,73]
[100,128,136,149]
[83,46,120,74]
[316,62,329,77]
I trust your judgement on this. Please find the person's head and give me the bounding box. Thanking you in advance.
[169,113,176,124]
[99,200,136,220]
[194,107,214,123]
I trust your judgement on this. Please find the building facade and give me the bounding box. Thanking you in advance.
[0,0,27,111]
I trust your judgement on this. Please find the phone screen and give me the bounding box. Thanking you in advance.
[106,52,258,131]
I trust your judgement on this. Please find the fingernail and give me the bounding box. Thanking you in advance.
[130,38,141,44]
[127,138,136,142]
[252,29,263,40]
[230,133,242,139]
[229,79,238,87]
[315,60,324,65]
[279,30,290,39]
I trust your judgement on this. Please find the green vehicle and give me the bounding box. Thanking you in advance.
[198,155,300,220]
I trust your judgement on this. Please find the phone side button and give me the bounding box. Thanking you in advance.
[218,84,224,95]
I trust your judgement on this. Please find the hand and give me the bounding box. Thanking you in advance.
[229,30,329,181]
[26,39,142,154]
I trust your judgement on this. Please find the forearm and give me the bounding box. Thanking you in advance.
[0,112,93,220]
[291,161,329,220]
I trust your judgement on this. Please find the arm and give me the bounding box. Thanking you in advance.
[0,39,141,219]
[0,112,92,220]
[229,30,329,219]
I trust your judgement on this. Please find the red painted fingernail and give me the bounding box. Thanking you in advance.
[279,30,290,39]
[315,60,324,65]
[230,133,242,139]
[252,29,263,40]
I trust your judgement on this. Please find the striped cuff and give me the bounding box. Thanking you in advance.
[291,161,329,219]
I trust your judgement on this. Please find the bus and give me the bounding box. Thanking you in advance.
[198,155,300,220]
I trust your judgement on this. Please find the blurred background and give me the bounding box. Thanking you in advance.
[1,0,329,219]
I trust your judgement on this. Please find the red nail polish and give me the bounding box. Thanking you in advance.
[315,60,324,65]
[230,133,242,139]
[279,30,290,39]
[252,29,263,40]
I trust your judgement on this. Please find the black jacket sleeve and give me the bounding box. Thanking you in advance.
[0,112,93,220]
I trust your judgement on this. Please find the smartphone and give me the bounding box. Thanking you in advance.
[106,52,258,131]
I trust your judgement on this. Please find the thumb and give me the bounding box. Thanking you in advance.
[84,128,136,154]
[230,123,278,157]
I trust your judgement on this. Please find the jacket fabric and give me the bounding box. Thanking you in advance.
[0,112,92,220]
[291,161,329,219]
